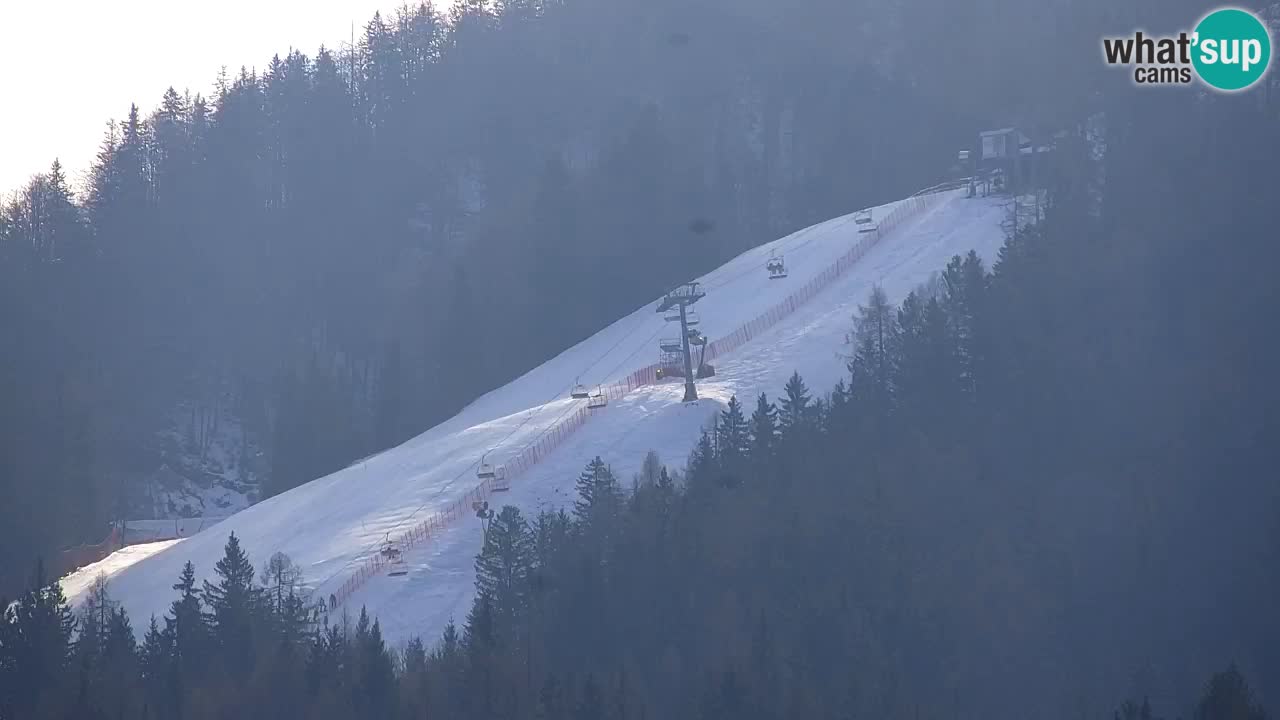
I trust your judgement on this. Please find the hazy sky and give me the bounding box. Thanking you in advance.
[0,0,426,197]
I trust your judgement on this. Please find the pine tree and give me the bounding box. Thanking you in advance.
[638,449,663,488]
[463,595,500,717]
[167,560,208,676]
[893,291,956,435]
[139,614,175,714]
[941,251,988,398]
[402,635,431,717]
[573,457,622,532]
[353,611,395,717]
[1193,664,1267,720]
[847,285,897,418]
[686,429,719,492]
[305,620,346,696]
[716,396,750,488]
[779,372,813,432]
[3,562,76,717]
[93,606,139,719]
[404,636,428,674]
[202,533,258,671]
[475,505,536,637]
[749,393,779,461]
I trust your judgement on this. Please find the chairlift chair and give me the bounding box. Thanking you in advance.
[587,386,607,409]
[380,540,401,561]
[684,310,700,326]
[854,209,875,232]
[382,536,409,576]
[570,379,590,400]
[659,337,684,353]
[766,251,787,279]
[655,351,684,380]
[490,467,510,493]
[477,453,497,480]
[664,308,682,323]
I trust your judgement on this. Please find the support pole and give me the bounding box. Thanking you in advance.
[679,304,697,402]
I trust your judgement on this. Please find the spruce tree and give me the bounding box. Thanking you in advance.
[572,457,622,531]
[202,533,258,671]
[941,251,988,398]
[779,372,813,432]
[475,505,536,637]
[354,613,395,717]
[716,396,750,488]
[749,393,779,460]
[404,636,428,674]
[686,429,719,494]
[139,614,175,714]
[167,560,208,675]
[463,595,500,717]
[1194,664,1267,720]
[4,562,76,717]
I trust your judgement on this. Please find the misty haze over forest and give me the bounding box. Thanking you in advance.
[1,0,1278,718]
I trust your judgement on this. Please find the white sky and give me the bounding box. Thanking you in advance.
[1,0,428,197]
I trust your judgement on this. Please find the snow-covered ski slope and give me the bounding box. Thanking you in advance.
[64,188,1009,645]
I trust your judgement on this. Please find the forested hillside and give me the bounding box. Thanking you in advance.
[0,0,1159,590]
[3,84,1278,714]
[2,4,1276,703]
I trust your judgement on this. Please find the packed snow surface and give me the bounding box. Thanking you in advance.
[65,189,1009,646]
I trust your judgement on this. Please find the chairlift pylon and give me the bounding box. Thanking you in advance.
[656,282,705,313]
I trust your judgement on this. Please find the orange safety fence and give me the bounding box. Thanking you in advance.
[57,525,123,579]
[325,187,959,611]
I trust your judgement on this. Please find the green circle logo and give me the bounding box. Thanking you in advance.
[1192,8,1272,91]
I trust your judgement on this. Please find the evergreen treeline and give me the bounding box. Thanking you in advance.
[0,431,1270,720]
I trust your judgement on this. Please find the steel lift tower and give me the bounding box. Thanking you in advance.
[656,282,706,402]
